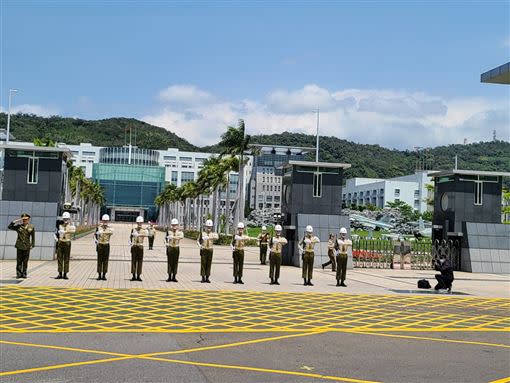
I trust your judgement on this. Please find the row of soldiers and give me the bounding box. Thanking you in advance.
[7,213,351,286]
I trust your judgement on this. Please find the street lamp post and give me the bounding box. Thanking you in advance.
[6,89,18,144]
[313,108,320,162]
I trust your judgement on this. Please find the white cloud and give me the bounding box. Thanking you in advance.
[142,84,509,148]
[158,85,214,106]
[0,104,58,117]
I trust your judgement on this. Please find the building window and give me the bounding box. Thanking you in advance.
[27,157,39,184]
[171,171,178,185]
[474,181,483,205]
[394,189,400,197]
[313,172,322,198]
[181,171,195,184]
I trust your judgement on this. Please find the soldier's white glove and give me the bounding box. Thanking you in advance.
[203,235,209,241]
[304,238,311,244]
[273,238,279,243]
[234,235,242,241]
[128,241,132,246]
[132,231,139,237]
[58,229,65,236]
[231,245,235,251]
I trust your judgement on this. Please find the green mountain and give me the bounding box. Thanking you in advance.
[0,113,198,152]
[2,114,509,186]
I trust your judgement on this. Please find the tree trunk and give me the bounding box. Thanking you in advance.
[225,174,231,235]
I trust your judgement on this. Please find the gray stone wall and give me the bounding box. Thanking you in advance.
[461,222,510,274]
[289,213,351,268]
[0,200,58,260]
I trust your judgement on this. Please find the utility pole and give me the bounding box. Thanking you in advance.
[313,108,320,162]
[6,89,18,144]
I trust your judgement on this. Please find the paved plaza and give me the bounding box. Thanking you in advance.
[1,223,509,382]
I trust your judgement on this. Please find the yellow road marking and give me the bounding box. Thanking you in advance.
[346,331,510,349]
[488,377,510,383]
[0,357,133,377]
[0,331,325,377]
[139,356,383,383]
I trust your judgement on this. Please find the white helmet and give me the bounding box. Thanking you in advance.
[261,225,267,231]
[62,212,71,219]
[306,225,313,233]
[102,214,110,221]
[275,224,282,231]
[205,219,213,227]
[237,222,245,229]
[136,216,144,223]
[339,227,347,234]
[171,218,179,225]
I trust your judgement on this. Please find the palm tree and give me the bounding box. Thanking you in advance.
[219,119,251,229]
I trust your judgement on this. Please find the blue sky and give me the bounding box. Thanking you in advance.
[1,1,509,148]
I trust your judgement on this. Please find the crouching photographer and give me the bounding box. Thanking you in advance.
[433,256,454,293]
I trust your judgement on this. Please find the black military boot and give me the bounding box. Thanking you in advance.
[206,277,211,283]
[167,274,172,282]
[275,279,280,285]
[308,279,313,286]
[340,281,347,287]
[97,273,102,281]
[172,275,178,283]
[63,273,69,280]
[201,276,206,283]
[103,273,107,281]
[336,279,341,287]
[303,278,307,286]
[270,278,274,285]
[137,274,142,282]
[131,273,137,281]
[233,277,238,284]
[56,272,63,279]
[238,278,244,284]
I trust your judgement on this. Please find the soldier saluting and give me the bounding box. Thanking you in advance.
[8,213,35,279]
[268,224,287,285]
[94,214,113,281]
[55,211,76,280]
[197,219,219,283]
[232,222,250,284]
[129,216,148,281]
[298,225,320,286]
[165,218,184,282]
[257,226,269,265]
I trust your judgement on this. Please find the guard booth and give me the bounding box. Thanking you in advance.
[428,170,510,273]
[281,161,351,267]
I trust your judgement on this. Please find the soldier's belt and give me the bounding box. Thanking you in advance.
[304,250,315,254]
[132,244,143,248]
[167,245,180,248]
[58,239,71,243]
[98,242,110,246]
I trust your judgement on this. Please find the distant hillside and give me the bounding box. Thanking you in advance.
[0,113,198,152]
[2,114,509,186]
[206,131,510,181]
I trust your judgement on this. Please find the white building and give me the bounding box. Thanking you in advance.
[342,171,433,213]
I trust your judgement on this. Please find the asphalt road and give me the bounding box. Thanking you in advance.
[1,330,509,383]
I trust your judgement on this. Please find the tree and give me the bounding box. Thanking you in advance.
[218,119,251,229]
[386,200,418,221]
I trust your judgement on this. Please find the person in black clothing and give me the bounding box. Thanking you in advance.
[434,256,454,292]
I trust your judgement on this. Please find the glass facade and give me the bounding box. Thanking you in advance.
[99,147,160,166]
[92,163,165,218]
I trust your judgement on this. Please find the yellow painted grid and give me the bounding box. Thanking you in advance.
[1,285,509,333]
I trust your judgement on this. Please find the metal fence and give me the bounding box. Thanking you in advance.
[352,238,433,270]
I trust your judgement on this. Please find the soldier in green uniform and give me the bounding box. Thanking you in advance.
[232,222,250,284]
[298,225,320,286]
[268,224,287,285]
[130,216,148,281]
[257,226,269,265]
[321,233,337,271]
[147,221,156,250]
[55,212,76,279]
[197,219,219,283]
[94,214,114,281]
[8,213,35,279]
[165,218,184,282]
[335,227,352,287]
